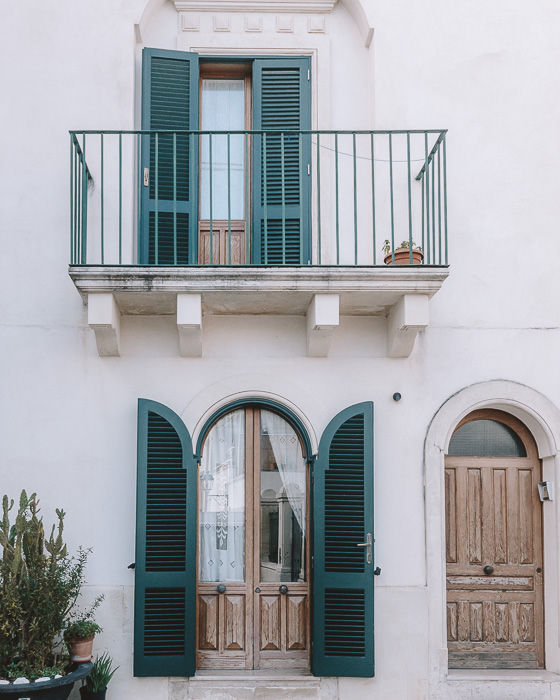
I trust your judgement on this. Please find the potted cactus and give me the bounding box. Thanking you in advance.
[0,491,99,699]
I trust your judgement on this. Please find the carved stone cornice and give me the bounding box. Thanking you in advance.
[172,0,338,12]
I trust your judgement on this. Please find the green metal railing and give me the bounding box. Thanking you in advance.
[70,129,448,267]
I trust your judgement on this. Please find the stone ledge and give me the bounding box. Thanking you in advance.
[172,0,338,13]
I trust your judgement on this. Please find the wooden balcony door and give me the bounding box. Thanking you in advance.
[196,407,310,670]
[445,410,544,669]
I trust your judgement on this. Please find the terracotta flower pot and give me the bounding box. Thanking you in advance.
[66,636,95,663]
[384,248,424,265]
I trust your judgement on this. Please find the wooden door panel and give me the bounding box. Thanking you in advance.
[224,595,246,651]
[286,595,307,651]
[198,595,219,650]
[259,595,281,651]
[198,221,247,264]
[445,417,543,669]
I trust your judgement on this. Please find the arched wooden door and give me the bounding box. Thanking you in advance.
[445,409,544,669]
[196,406,310,670]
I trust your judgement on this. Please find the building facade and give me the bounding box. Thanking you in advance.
[2,0,560,698]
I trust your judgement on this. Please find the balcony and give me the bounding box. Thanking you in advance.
[69,129,449,357]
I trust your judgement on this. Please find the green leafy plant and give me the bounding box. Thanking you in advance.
[0,490,99,679]
[64,596,103,642]
[383,239,422,255]
[83,652,119,692]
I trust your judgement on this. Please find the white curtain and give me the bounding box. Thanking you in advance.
[260,410,306,531]
[198,409,245,582]
[200,79,245,220]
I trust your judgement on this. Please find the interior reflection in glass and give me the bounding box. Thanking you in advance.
[260,410,306,583]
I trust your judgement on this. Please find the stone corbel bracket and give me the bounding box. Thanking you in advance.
[177,293,203,357]
[307,293,339,357]
[387,294,429,358]
[88,293,121,357]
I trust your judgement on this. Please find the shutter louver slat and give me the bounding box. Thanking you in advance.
[312,402,375,678]
[253,58,311,264]
[140,49,199,265]
[134,399,197,677]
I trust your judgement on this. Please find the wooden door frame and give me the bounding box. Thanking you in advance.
[445,409,544,669]
[423,381,560,687]
[195,403,312,671]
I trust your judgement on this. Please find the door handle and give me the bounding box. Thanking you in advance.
[483,565,494,575]
[217,584,227,593]
[357,533,373,564]
[279,585,288,595]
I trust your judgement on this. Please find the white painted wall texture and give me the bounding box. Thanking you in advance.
[1,0,560,698]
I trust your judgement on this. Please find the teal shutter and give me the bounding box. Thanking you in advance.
[134,399,197,677]
[252,58,312,264]
[140,49,199,265]
[312,402,375,678]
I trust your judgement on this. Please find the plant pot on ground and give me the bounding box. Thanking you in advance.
[79,653,118,700]
[383,239,424,265]
[0,491,101,697]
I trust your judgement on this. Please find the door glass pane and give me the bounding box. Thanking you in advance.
[448,419,527,457]
[199,409,245,582]
[259,410,306,583]
[200,79,245,220]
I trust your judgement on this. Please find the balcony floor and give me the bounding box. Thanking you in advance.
[69,265,449,316]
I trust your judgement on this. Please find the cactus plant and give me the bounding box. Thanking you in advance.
[0,491,97,680]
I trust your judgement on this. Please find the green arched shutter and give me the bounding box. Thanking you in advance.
[252,57,312,264]
[134,399,197,677]
[140,48,199,264]
[312,402,375,677]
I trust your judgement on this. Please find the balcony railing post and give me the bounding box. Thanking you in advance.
[209,133,213,265]
[335,132,339,265]
[70,134,74,264]
[101,133,104,265]
[370,133,376,265]
[443,133,448,265]
[389,133,395,264]
[316,132,322,265]
[119,132,122,265]
[353,132,358,265]
[173,133,177,265]
[407,132,413,264]
[227,132,232,265]
[81,134,87,265]
[281,132,286,266]
[155,132,159,265]
[424,132,430,265]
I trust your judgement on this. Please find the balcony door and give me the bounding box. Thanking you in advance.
[140,49,311,266]
[196,407,310,670]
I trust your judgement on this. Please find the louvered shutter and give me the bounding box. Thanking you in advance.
[134,399,197,677]
[140,49,199,264]
[312,402,375,677]
[252,58,312,264]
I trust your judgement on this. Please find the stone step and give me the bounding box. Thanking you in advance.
[169,674,338,700]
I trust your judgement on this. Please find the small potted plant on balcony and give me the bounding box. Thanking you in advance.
[383,239,424,265]
[79,652,118,700]
[0,491,99,699]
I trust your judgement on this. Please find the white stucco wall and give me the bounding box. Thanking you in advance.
[2,1,560,698]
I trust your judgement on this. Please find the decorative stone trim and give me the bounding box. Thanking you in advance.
[307,294,339,357]
[172,0,338,13]
[276,15,294,32]
[181,13,200,31]
[245,14,263,31]
[308,15,326,32]
[87,292,121,357]
[213,13,231,30]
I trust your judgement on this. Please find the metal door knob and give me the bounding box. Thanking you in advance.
[217,584,227,593]
[483,565,494,575]
[279,585,288,594]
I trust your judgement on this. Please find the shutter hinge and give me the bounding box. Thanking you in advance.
[144,168,149,187]
[307,69,310,81]
[128,562,136,570]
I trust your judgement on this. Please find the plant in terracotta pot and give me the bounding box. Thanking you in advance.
[79,653,118,700]
[0,491,96,699]
[63,617,102,664]
[383,239,424,265]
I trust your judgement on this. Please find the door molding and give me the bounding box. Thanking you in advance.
[424,380,560,688]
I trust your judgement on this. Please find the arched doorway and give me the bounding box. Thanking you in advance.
[445,409,544,669]
[196,404,310,670]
